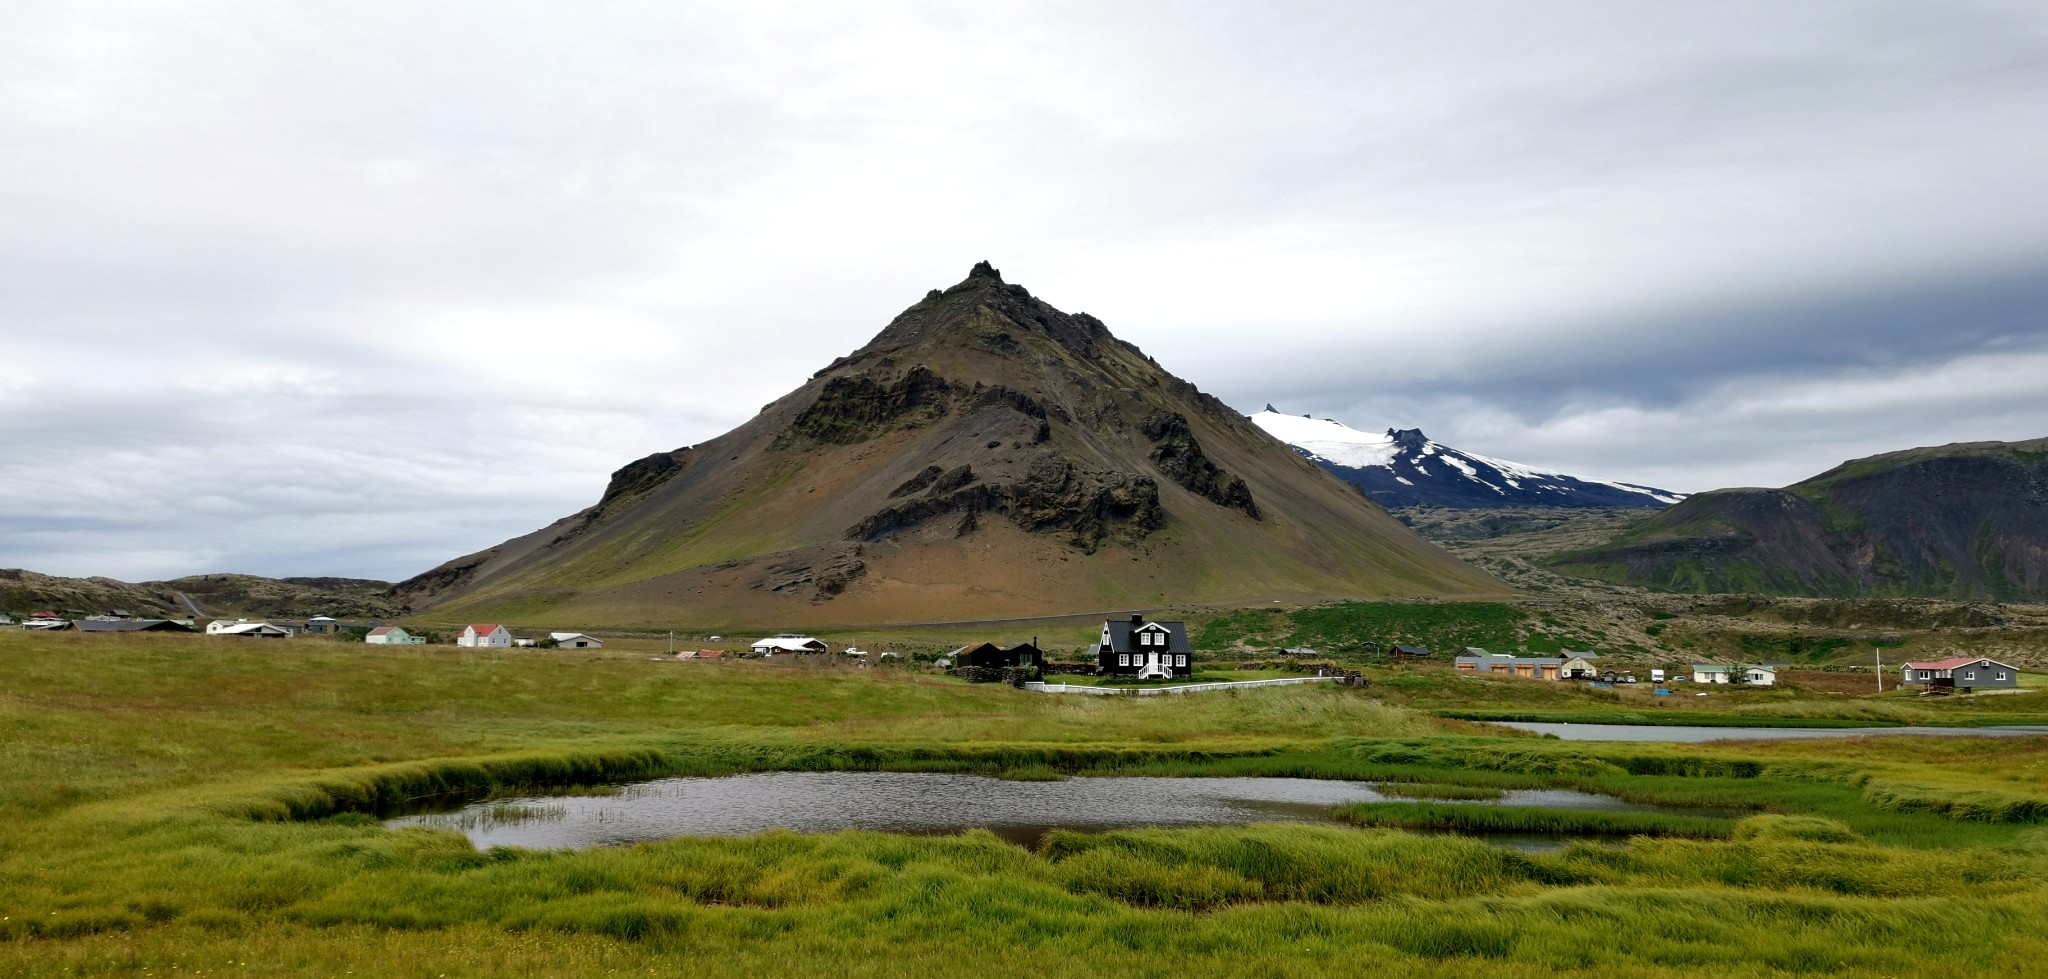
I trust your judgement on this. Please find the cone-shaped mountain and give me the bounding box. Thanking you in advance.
[394,264,1505,626]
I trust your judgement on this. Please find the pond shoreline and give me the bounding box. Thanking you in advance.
[1494,721,2048,741]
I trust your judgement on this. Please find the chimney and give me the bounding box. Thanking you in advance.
[1130,614,1143,625]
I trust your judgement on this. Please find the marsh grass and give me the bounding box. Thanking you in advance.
[6,631,2048,976]
[1334,801,1734,839]
[1375,781,1508,800]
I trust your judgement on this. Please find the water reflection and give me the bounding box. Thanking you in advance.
[384,772,1726,851]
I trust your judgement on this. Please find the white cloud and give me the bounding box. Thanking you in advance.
[3,1,2047,578]
[1317,347,2048,494]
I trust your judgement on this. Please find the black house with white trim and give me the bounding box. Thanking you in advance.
[1096,614,1192,679]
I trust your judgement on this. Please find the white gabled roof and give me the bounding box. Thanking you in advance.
[550,632,600,642]
[215,622,289,635]
[750,635,824,651]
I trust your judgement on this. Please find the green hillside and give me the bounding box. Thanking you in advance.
[1550,438,2048,599]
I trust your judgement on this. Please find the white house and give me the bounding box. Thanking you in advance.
[750,634,827,655]
[364,626,422,645]
[550,632,604,649]
[1693,663,1773,685]
[458,624,512,648]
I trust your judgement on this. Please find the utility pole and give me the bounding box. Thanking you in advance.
[1876,647,1882,694]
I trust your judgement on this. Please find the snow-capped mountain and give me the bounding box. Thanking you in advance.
[1250,407,1685,510]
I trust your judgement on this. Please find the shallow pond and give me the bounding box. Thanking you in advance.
[1497,722,2048,742]
[384,772,1733,851]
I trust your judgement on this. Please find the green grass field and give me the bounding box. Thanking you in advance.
[5,630,2048,977]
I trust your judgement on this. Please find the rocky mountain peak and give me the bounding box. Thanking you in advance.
[387,269,1504,625]
[1387,428,1428,448]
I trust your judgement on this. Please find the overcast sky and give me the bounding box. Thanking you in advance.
[6,1,2048,581]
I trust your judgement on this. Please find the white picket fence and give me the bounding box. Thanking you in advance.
[1024,676,1342,696]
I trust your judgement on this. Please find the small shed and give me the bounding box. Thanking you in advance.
[1392,645,1431,659]
[364,626,420,645]
[550,632,604,649]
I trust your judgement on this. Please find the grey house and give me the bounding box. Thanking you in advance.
[1454,651,1566,680]
[1097,614,1192,679]
[1901,657,2020,691]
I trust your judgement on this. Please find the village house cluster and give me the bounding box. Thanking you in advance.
[10,609,2031,698]
[1451,648,1785,687]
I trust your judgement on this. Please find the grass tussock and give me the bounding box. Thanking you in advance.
[1334,802,1735,839]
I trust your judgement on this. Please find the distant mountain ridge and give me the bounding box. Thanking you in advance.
[1250,409,1683,510]
[0,569,399,619]
[1550,437,2048,599]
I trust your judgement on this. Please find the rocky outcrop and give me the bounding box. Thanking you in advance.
[846,451,1163,552]
[385,552,495,610]
[780,365,954,446]
[1142,410,1259,519]
[755,545,868,602]
[598,448,692,511]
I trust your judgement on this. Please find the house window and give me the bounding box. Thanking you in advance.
[1119,654,1129,666]
[1998,672,2008,680]
[1965,672,1975,680]
[1176,654,1187,667]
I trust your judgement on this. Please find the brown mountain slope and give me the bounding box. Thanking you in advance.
[1549,437,2048,599]
[395,263,1506,627]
